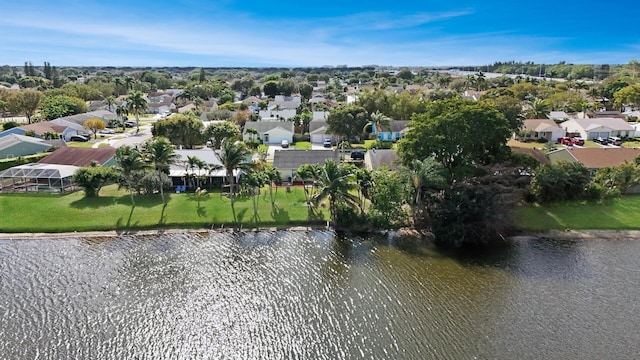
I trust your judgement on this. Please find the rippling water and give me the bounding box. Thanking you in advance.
[1,231,639,359]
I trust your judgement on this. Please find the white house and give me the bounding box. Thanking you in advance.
[243,121,294,145]
[519,119,565,142]
[559,117,635,140]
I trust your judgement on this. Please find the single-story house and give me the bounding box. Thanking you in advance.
[273,149,338,182]
[0,134,57,159]
[547,147,640,173]
[364,149,399,170]
[309,121,337,145]
[53,110,117,127]
[0,121,72,140]
[518,119,565,142]
[373,121,410,142]
[243,121,294,145]
[168,149,239,189]
[258,108,296,120]
[38,146,117,167]
[578,109,626,120]
[559,118,635,140]
[510,147,551,165]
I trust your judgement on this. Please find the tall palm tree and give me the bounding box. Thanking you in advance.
[124,76,135,93]
[104,95,116,112]
[313,161,359,227]
[115,145,146,206]
[217,139,254,222]
[115,104,127,131]
[143,137,178,206]
[263,164,281,208]
[363,111,392,138]
[126,90,147,132]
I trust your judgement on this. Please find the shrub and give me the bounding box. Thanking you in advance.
[536,137,549,143]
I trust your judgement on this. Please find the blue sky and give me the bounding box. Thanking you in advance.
[1,0,638,67]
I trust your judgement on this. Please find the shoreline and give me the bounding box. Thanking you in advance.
[3,227,640,240]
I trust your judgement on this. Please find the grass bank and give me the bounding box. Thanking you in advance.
[514,195,640,231]
[0,185,327,233]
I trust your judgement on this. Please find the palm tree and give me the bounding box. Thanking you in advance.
[186,155,207,189]
[124,76,135,93]
[126,90,147,132]
[363,111,392,138]
[143,137,178,206]
[114,77,123,96]
[115,146,146,207]
[262,164,281,208]
[104,95,116,112]
[402,158,447,225]
[313,161,359,227]
[217,139,254,222]
[115,104,127,131]
[524,98,550,119]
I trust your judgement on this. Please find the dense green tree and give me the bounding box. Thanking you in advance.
[143,137,178,206]
[263,81,279,98]
[614,84,640,110]
[326,104,369,143]
[530,161,591,202]
[428,164,526,248]
[152,113,204,149]
[12,89,44,123]
[298,83,313,100]
[363,111,392,136]
[592,163,640,196]
[367,169,409,229]
[523,98,551,118]
[398,98,511,182]
[205,121,240,149]
[72,166,118,197]
[40,94,87,120]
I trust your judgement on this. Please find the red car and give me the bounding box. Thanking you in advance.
[558,137,584,146]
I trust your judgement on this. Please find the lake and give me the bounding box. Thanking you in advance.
[1,231,639,359]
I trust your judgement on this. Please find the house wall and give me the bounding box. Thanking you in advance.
[244,127,293,144]
[258,109,296,120]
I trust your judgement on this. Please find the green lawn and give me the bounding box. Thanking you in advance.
[66,141,95,148]
[292,141,311,150]
[0,185,327,233]
[514,196,640,231]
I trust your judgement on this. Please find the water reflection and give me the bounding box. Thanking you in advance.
[1,232,639,359]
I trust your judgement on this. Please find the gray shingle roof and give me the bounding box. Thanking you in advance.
[273,150,338,169]
[244,121,294,133]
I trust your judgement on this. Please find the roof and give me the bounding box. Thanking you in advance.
[0,163,78,179]
[273,149,338,168]
[38,146,116,167]
[309,121,328,133]
[56,110,116,125]
[19,121,68,135]
[364,149,399,170]
[244,121,294,133]
[173,149,223,167]
[585,110,625,119]
[522,119,563,132]
[510,147,551,165]
[377,120,410,133]
[550,148,640,169]
[0,134,51,151]
[561,117,635,131]
[548,111,571,120]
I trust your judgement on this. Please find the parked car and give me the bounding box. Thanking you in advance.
[99,128,115,134]
[558,137,584,146]
[124,120,136,128]
[350,150,365,160]
[69,135,89,142]
[594,137,606,144]
[607,136,622,146]
[323,138,332,148]
[281,140,289,148]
